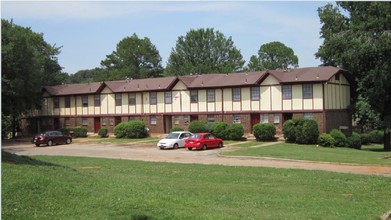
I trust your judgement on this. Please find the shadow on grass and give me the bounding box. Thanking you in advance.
[2,150,60,167]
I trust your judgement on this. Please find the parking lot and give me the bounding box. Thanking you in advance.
[2,139,391,177]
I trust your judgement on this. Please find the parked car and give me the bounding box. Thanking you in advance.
[32,130,72,147]
[157,131,193,149]
[184,133,223,151]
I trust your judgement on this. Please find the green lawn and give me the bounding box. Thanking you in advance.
[223,143,391,165]
[2,151,391,219]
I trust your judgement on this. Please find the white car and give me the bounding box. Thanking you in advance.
[157,131,193,149]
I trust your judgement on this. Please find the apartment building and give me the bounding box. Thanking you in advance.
[21,66,353,136]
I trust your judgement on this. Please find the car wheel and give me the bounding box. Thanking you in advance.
[218,142,223,148]
[47,140,53,146]
[188,148,192,151]
[35,144,40,147]
[202,144,207,150]
[173,143,179,149]
[66,138,71,144]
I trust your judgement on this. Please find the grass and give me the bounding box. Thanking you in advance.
[223,143,391,165]
[2,151,391,219]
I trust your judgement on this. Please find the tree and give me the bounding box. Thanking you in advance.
[2,19,65,138]
[165,28,245,76]
[101,33,163,80]
[247,41,298,71]
[68,68,109,83]
[316,2,391,151]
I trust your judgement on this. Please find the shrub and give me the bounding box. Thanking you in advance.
[59,126,87,137]
[369,130,383,144]
[360,133,371,145]
[296,119,319,145]
[228,124,244,141]
[170,127,184,132]
[188,121,207,133]
[318,133,335,147]
[253,123,276,141]
[348,132,362,150]
[212,122,229,140]
[282,119,296,143]
[98,128,108,138]
[114,120,148,138]
[329,129,349,147]
[205,122,216,133]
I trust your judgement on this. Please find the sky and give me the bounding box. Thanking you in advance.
[1,1,332,75]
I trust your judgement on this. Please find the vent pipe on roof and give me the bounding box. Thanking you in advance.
[295,75,298,81]
[137,84,140,89]
[245,78,248,83]
[158,85,160,89]
[316,74,319,79]
[201,81,204,86]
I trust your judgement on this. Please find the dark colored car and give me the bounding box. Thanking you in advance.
[32,130,72,147]
[184,133,223,151]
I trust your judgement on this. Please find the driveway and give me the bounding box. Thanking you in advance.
[2,139,391,177]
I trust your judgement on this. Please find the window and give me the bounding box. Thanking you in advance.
[190,90,198,103]
[102,117,107,126]
[303,84,313,99]
[115,94,122,106]
[109,117,114,126]
[150,92,157,105]
[82,95,88,107]
[128,93,136,105]
[207,89,215,102]
[304,113,313,119]
[65,118,70,126]
[150,116,157,125]
[165,91,172,104]
[184,115,190,124]
[233,114,241,124]
[262,114,269,123]
[82,117,88,126]
[282,85,292,99]
[94,95,100,107]
[53,97,59,109]
[174,116,180,125]
[251,87,260,101]
[274,114,280,124]
[232,88,241,101]
[65,96,71,108]
[335,73,340,81]
[128,116,136,121]
[207,115,215,122]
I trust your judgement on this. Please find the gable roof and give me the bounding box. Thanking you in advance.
[104,76,178,93]
[178,71,268,88]
[43,82,104,96]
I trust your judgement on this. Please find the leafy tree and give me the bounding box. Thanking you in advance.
[101,33,163,80]
[316,2,391,151]
[165,28,245,75]
[352,96,382,132]
[2,19,65,138]
[247,41,298,71]
[68,68,110,83]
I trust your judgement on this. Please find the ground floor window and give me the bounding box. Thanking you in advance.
[261,114,269,123]
[274,114,280,124]
[150,116,157,125]
[207,115,215,122]
[304,113,313,119]
[184,115,190,124]
[233,114,241,124]
[82,117,88,126]
[174,116,180,125]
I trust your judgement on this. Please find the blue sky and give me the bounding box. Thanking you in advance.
[2,1,332,74]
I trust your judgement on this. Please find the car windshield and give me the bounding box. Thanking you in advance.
[165,133,180,139]
[190,134,202,139]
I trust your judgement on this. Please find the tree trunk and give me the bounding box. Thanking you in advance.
[384,130,391,151]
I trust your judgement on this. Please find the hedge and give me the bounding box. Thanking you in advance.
[253,123,276,141]
[329,129,349,147]
[318,133,335,147]
[59,126,87,137]
[114,120,148,138]
[283,119,319,144]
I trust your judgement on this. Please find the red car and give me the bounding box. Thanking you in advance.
[32,130,72,147]
[184,133,223,150]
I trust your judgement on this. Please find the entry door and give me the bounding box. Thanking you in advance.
[250,114,260,131]
[94,117,101,133]
[164,116,172,133]
[53,118,60,130]
[190,115,199,122]
[283,113,293,124]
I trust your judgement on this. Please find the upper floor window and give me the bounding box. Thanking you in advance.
[65,96,71,108]
[128,93,136,106]
[232,88,241,101]
[251,87,260,101]
[165,91,172,104]
[282,85,292,99]
[82,95,88,107]
[115,94,122,106]
[150,92,157,105]
[190,90,198,103]
[303,84,313,99]
[207,89,215,102]
[53,97,59,109]
[94,95,100,107]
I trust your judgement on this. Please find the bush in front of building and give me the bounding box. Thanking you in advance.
[360,133,371,145]
[98,128,108,138]
[212,122,229,140]
[318,133,335,147]
[368,130,383,144]
[170,127,184,132]
[59,126,87,137]
[114,120,148,138]
[282,119,297,143]
[188,121,207,133]
[329,129,349,147]
[296,119,319,144]
[228,124,244,141]
[253,123,276,141]
[348,132,362,150]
